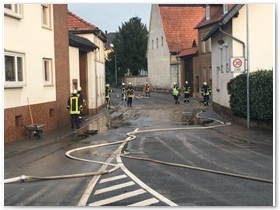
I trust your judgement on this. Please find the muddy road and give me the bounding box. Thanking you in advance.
[4,88,273,206]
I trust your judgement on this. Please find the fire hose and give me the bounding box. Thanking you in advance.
[4,112,272,184]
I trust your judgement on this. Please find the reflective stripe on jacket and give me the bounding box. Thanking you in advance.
[184,85,190,93]
[127,88,134,97]
[172,87,179,96]
[201,85,211,96]
[69,96,80,114]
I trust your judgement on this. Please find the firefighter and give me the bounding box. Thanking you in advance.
[172,82,180,104]
[126,82,134,107]
[77,86,86,123]
[121,83,127,101]
[183,81,191,103]
[105,84,113,110]
[201,82,211,106]
[67,89,82,129]
[144,82,150,97]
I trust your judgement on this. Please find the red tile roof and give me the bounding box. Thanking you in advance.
[68,11,97,31]
[159,5,205,53]
[178,47,198,57]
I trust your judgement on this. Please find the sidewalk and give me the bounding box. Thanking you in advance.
[199,110,273,146]
[4,110,108,158]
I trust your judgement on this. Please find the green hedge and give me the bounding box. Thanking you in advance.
[227,70,273,122]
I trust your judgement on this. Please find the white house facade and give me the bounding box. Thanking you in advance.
[3,4,71,142]
[68,11,107,114]
[204,4,274,109]
[4,4,56,109]
[147,4,171,90]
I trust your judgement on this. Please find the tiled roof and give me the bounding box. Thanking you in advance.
[195,4,236,29]
[178,47,198,57]
[159,5,205,53]
[68,11,97,31]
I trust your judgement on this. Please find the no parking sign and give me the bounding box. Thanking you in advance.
[230,57,245,72]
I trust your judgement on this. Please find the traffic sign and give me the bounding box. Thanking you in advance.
[230,57,245,72]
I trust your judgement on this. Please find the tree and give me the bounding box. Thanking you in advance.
[109,17,148,79]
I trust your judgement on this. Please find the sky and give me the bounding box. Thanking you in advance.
[68,3,151,33]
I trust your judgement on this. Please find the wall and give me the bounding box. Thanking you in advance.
[4,4,58,142]
[4,4,56,108]
[69,46,80,92]
[53,4,71,126]
[147,4,171,90]
[78,33,106,114]
[212,4,274,111]
[233,4,274,71]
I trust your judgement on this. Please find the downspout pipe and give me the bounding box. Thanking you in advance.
[219,25,250,129]
[218,26,245,60]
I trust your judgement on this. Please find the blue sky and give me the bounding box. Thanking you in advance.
[68,3,151,33]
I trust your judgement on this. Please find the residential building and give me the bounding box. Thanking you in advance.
[201,4,274,118]
[193,4,234,97]
[68,11,107,114]
[147,4,205,91]
[4,4,70,142]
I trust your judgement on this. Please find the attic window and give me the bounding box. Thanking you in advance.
[223,4,228,14]
[206,5,210,20]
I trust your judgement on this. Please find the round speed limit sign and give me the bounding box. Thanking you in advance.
[231,57,245,72]
[233,58,242,68]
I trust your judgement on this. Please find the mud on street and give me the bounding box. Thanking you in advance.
[4,90,273,206]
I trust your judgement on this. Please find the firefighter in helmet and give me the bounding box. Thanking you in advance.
[105,84,113,110]
[121,82,127,101]
[126,82,134,107]
[144,82,150,97]
[172,82,180,104]
[183,81,191,103]
[67,89,82,129]
[201,82,211,106]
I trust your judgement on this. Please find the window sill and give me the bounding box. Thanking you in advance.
[43,84,54,87]
[4,83,25,89]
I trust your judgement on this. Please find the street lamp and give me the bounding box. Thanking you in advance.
[110,44,117,86]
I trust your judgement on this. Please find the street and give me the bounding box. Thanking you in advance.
[4,89,273,206]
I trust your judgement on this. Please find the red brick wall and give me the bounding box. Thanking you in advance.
[4,102,57,142]
[53,4,71,125]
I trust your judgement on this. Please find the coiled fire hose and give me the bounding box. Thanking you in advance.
[4,111,272,184]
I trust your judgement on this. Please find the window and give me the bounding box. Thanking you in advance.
[207,38,212,52]
[223,4,228,14]
[41,4,51,28]
[5,51,25,87]
[156,38,158,48]
[43,58,53,85]
[161,37,164,46]
[4,4,22,19]
[206,5,210,20]
[201,41,206,53]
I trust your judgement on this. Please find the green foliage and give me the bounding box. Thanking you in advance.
[110,17,148,77]
[227,70,273,122]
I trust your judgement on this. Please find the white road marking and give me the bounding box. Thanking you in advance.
[94,181,135,195]
[88,189,146,206]
[99,174,127,184]
[128,198,160,206]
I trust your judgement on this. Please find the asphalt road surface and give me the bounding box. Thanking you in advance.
[4,88,273,206]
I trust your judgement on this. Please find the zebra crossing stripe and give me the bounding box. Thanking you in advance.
[88,189,146,206]
[128,198,160,206]
[94,181,135,195]
[99,174,127,184]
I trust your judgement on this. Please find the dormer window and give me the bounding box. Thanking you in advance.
[206,5,210,20]
[223,4,228,14]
